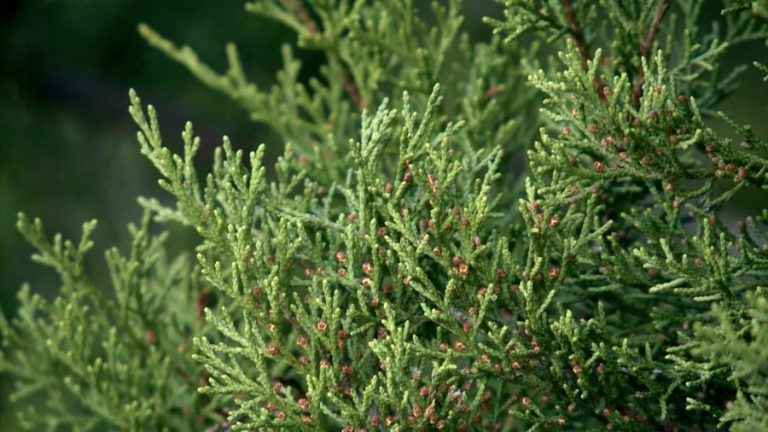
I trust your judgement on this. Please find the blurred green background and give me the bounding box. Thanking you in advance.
[0,0,765,429]
[0,1,291,427]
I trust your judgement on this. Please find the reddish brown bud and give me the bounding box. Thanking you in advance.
[412,404,423,418]
[336,251,347,263]
[548,266,560,279]
[316,320,328,332]
[571,362,583,375]
[495,269,507,280]
[736,166,747,181]
[427,174,438,193]
[341,364,354,377]
[593,161,605,173]
[548,215,560,228]
[362,262,373,275]
[462,321,472,334]
[482,390,492,401]
[456,263,469,276]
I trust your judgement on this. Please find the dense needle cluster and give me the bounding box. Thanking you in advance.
[2,1,768,431]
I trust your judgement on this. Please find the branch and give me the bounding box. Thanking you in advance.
[282,0,319,37]
[281,0,365,110]
[562,0,607,101]
[632,0,670,108]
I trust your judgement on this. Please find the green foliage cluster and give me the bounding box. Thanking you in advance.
[1,1,767,430]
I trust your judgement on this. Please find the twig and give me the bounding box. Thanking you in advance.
[281,0,365,109]
[282,0,319,36]
[631,0,670,108]
[562,0,607,101]
[344,77,365,110]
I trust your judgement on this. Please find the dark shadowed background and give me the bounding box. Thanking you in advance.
[0,1,765,428]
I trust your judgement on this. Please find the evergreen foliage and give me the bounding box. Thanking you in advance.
[1,0,767,430]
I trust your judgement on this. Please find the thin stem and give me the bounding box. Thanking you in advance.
[281,0,365,109]
[282,0,319,35]
[562,0,607,101]
[632,0,670,108]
